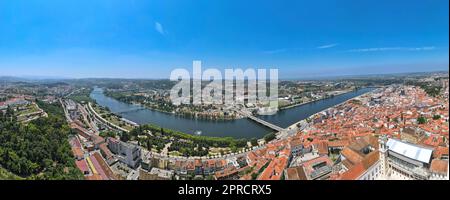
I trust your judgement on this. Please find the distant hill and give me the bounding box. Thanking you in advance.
[0,76,71,83]
[284,70,449,81]
[0,76,28,82]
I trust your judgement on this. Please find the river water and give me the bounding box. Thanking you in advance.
[90,87,374,139]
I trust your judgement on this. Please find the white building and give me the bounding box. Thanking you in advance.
[107,137,142,169]
[378,136,448,180]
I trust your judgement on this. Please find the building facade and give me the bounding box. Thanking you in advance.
[378,136,448,180]
[107,137,142,169]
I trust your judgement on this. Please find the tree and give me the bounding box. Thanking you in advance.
[0,101,83,179]
[417,116,427,124]
[146,139,152,150]
[433,115,441,120]
[393,118,399,123]
[250,138,258,146]
[251,173,258,180]
[264,133,276,143]
[99,131,116,138]
[120,131,130,142]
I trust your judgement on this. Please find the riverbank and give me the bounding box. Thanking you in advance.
[87,102,132,133]
[285,87,380,132]
[279,89,356,110]
[103,91,240,121]
[87,87,377,160]
[91,87,374,139]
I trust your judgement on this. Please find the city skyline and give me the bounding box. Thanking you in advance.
[1,0,449,79]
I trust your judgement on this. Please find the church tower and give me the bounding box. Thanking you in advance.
[378,134,389,177]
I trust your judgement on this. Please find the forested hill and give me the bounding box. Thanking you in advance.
[0,101,83,180]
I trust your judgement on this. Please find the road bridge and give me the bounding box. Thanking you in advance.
[246,115,284,132]
[235,108,284,132]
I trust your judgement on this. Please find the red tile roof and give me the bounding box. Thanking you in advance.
[430,159,448,174]
[339,151,379,180]
[92,152,116,180]
[75,160,89,174]
[433,146,449,159]
[340,147,363,167]
[315,141,329,155]
[285,166,307,180]
[71,147,84,159]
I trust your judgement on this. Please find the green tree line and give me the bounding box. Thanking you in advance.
[0,101,83,180]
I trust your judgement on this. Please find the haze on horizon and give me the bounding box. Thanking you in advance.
[0,0,448,79]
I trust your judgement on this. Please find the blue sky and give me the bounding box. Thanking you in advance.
[0,0,448,79]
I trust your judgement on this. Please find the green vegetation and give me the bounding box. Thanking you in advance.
[130,124,250,157]
[250,138,258,146]
[0,166,24,180]
[120,131,131,142]
[251,172,258,180]
[417,116,427,124]
[105,91,140,104]
[263,132,276,142]
[36,100,65,116]
[0,101,83,180]
[349,99,362,105]
[393,117,400,123]
[406,80,443,98]
[239,166,254,177]
[250,160,271,180]
[104,90,237,121]
[433,115,441,120]
[99,130,118,138]
[105,90,177,114]
[16,104,40,116]
[68,88,93,103]
[421,85,442,97]
[92,104,135,131]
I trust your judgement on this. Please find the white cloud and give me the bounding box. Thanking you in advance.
[407,46,436,51]
[347,46,436,52]
[155,22,166,35]
[262,47,304,54]
[317,43,339,49]
[263,48,287,54]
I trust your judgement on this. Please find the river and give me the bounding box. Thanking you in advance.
[90,87,374,139]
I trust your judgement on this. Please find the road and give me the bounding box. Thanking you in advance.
[87,102,130,133]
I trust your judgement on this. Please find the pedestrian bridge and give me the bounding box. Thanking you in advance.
[246,115,285,132]
[235,109,284,132]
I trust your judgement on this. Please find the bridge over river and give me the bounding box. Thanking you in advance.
[90,87,375,138]
[235,109,285,132]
